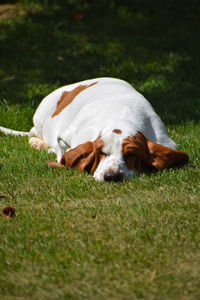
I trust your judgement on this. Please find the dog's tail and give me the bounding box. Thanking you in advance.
[0,126,30,136]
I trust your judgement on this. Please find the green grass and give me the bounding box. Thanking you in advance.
[0,1,200,299]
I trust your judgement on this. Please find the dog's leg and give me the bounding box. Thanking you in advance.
[56,136,70,162]
[29,137,49,150]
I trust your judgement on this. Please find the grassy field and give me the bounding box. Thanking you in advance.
[0,1,200,299]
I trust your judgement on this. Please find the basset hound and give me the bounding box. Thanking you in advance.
[0,77,189,181]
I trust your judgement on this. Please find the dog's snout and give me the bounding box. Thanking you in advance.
[104,171,124,182]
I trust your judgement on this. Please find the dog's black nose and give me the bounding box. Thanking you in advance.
[104,171,124,182]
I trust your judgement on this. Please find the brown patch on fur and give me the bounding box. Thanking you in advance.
[113,129,122,134]
[59,137,105,174]
[52,81,97,117]
[123,132,189,173]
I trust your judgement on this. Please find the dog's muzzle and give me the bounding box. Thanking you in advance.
[103,171,124,182]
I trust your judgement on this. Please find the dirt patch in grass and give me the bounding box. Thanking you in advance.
[0,4,25,20]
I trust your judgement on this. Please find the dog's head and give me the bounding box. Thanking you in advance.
[51,128,189,182]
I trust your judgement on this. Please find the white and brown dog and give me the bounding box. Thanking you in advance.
[0,77,189,181]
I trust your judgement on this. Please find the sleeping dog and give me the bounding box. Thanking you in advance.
[0,77,189,181]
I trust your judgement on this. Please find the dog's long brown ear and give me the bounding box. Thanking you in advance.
[123,132,189,173]
[146,139,189,170]
[60,138,104,174]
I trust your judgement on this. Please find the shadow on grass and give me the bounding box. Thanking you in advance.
[0,0,200,124]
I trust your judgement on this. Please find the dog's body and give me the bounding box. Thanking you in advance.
[0,77,189,181]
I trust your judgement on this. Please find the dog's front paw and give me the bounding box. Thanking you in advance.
[48,161,64,168]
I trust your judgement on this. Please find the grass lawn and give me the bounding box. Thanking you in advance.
[0,1,200,299]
